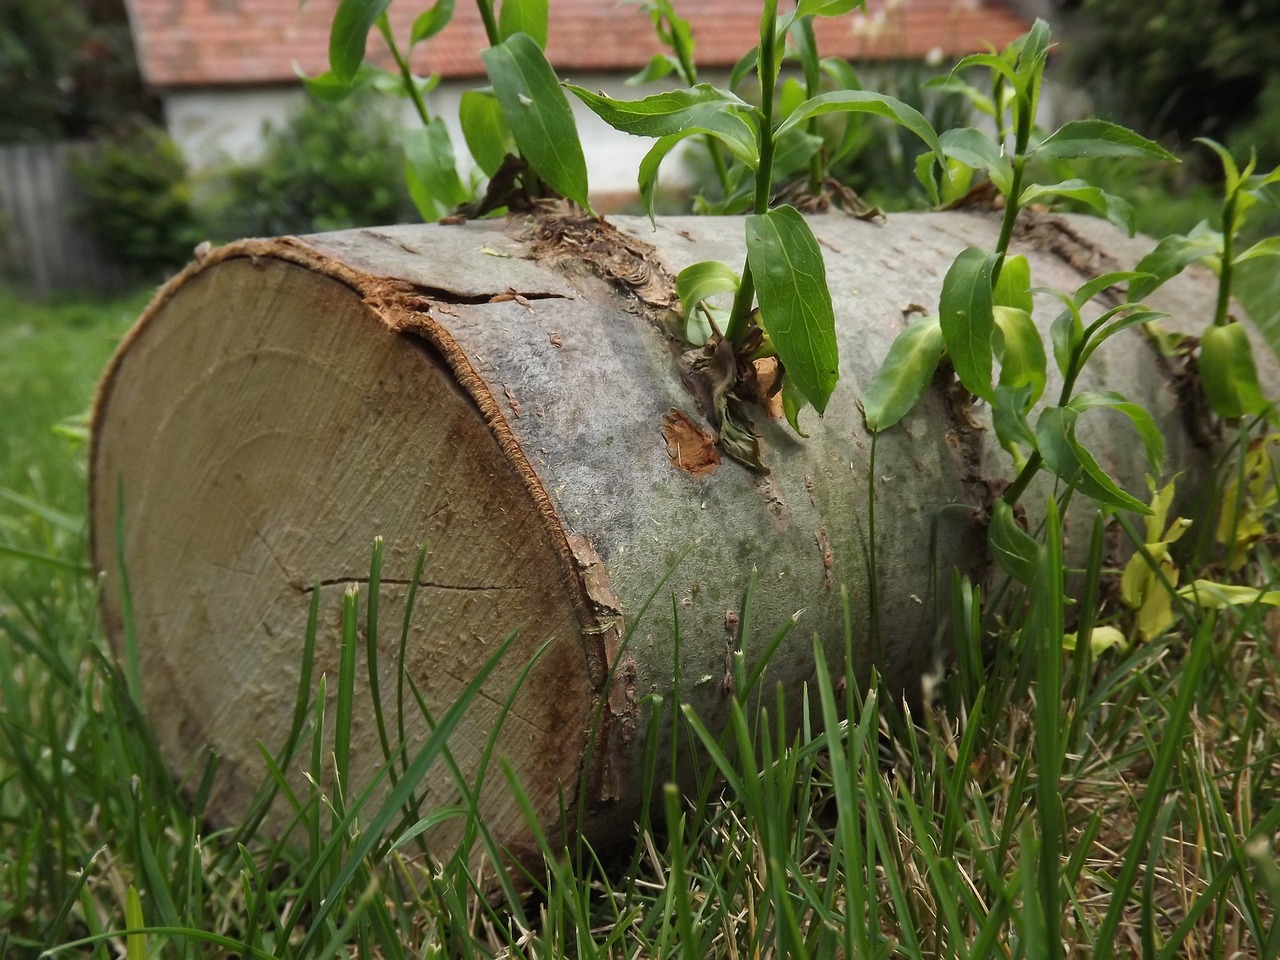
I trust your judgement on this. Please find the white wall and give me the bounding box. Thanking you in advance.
[164,72,703,204]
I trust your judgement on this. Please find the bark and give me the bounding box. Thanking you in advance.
[89,210,1277,860]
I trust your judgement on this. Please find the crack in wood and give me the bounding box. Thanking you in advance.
[403,282,571,307]
[298,577,527,594]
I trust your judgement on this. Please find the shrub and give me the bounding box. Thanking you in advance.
[1063,0,1280,166]
[204,93,417,240]
[0,0,158,142]
[67,120,201,274]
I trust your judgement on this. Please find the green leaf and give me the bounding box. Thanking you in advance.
[1020,179,1136,234]
[329,0,392,82]
[927,74,996,120]
[779,76,807,121]
[1128,226,1221,301]
[990,499,1039,585]
[637,117,759,223]
[1068,390,1165,474]
[770,127,824,181]
[939,247,999,402]
[1049,303,1082,378]
[567,83,752,138]
[781,376,809,436]
[498,0,548,49]
[746,206,839,415]
[948,53,1018,92]
[1077,306,1167,370]
[775,90,944,166]
[729,49,759,92]
[796,0,864,15]
[1199,323,1269,419]
[1070,270,1154,308]
[1195,137,1242,195]
[1256,163,1280,188]
[993,253,1032,312]
[646,0,695,65]
[861,314,944,431]
[403,119,469,220]
[627,54,679,86]
[1035,407,1151,513]
[818,55,861,92]
[992,383,1036,454]
[1034,120,1179,161]
[915,151,942,206]
[410,0,455,44]
[788,17,820,89]
[459,89,515,177]
[1234,235,1280,265]
[296,62,396,101]
[994,306,1046,405]
[482,33,591,210]
[124,886,147,960]
[1012,18,1051,118]
[940,127,1012,194]
[676,261,740,345]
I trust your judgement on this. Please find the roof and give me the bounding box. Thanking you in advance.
[125,0,1032,90]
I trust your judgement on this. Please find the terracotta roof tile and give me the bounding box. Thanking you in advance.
[125,0,1031,90]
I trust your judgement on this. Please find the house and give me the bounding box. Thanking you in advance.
[123,0,1032,201]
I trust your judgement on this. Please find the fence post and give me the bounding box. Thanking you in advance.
[0,141,131,296]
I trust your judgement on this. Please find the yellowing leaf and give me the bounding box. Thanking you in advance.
[1216,433,1280,570]
[1135,578,1176,641]
[1145,477,1175,542]
[1176,581,1280,609]
[1063,625,1129,656]
[1120,542,1179,643]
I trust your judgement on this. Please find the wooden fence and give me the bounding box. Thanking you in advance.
[0,141,132,297]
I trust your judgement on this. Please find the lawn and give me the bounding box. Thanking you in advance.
[0,286,150,506]
[1,272,1278,958]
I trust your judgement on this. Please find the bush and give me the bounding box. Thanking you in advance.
[0,0,158,142]
[67,120,201,274]
[204,93,416,240]
[1062,0,1280,166]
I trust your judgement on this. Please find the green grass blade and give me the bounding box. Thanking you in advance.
[1093,613,1218,959]
[295,628,522,953]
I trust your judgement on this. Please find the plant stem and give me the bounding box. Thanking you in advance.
[1002,451,1041,506]
[708,142,733,196]
[867,431,882,661]
[752,10,778,215]
[992,71,1040,505]
[1213,189,1237,327]
[797,16,825,194]
[991,152,1026,288]
[992,76,1008,151]
[725,269,757,343]
[476,0,501,47]
[378,18,432,128]
[725,0,779,345]
[666,18,734,198]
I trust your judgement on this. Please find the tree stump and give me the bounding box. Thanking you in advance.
[89,211,1276,857]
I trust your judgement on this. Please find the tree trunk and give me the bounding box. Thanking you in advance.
[89,210,1276,859]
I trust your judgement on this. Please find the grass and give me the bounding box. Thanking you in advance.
[1,261,1279,959]
[0,285,149,504]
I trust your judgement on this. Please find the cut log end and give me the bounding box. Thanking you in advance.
[90,249,614,852]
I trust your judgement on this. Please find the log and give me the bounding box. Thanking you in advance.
[89,210,1277,858]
